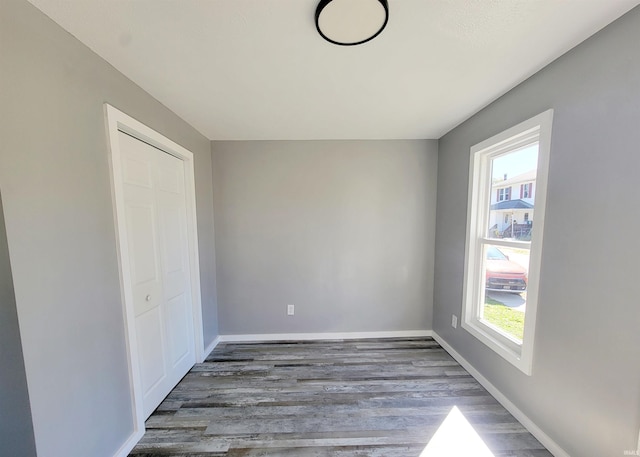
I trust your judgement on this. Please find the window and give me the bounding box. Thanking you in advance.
[496,187,511,202]
[462,110,553,375]
[521,183,533,198]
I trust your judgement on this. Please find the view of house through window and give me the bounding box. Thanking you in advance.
[462,109,552,374]
[482,145,538,341]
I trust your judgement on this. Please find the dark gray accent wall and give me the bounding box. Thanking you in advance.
[434,6,640,457]
[212,140,437,335]
[0,193,37,457]
[0,0,218,456]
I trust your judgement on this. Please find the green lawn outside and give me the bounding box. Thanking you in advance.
[483,296,525,341]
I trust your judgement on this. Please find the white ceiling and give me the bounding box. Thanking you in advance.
[27,0,639,140]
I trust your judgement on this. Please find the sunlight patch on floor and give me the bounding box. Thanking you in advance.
[420,406,495,456]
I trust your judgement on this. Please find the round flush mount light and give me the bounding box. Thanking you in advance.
[315,0,389,46]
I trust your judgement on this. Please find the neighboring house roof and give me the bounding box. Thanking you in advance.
[492,170,536,188]
[491,199,534,210]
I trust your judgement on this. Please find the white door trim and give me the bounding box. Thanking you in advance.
[104,104,205,456]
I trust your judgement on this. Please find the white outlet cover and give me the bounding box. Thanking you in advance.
[451,315,458,328]
[287,304,295,316]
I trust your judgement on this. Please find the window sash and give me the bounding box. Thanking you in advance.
[462,109,553,376]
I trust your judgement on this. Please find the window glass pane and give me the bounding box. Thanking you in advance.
[487,145,539,240]
[480,244,530,342]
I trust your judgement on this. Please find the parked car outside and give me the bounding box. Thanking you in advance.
[485,246,527,293]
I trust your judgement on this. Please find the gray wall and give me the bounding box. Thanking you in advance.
[434,6,640,457]
[0,193,37,456]
[212,140,437,335]
[0,1,218,456]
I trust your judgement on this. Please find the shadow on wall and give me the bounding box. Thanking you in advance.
[0,190,37,456]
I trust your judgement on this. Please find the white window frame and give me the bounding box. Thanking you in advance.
[462,110,553,375]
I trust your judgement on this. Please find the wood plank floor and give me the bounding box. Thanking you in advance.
[129,337,552,456]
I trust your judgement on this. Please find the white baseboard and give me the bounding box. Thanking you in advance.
[219,330,433,343]
[113,429,144,457]
[431,331,570,457]
[203,335,221,360]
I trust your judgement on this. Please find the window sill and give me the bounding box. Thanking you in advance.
[461,318,532,375]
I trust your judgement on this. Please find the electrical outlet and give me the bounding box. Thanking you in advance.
[451,314,458,328]
[287,304,295,316]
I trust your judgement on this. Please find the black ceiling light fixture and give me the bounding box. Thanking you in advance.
[315,0,389,46]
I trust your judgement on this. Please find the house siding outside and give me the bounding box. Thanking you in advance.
[489,171,536,236]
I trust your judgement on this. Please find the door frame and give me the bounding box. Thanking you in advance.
[104,104,205,456]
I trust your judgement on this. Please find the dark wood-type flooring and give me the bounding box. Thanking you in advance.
[129,337,552,456]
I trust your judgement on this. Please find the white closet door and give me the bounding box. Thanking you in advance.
[118,132,196,418]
